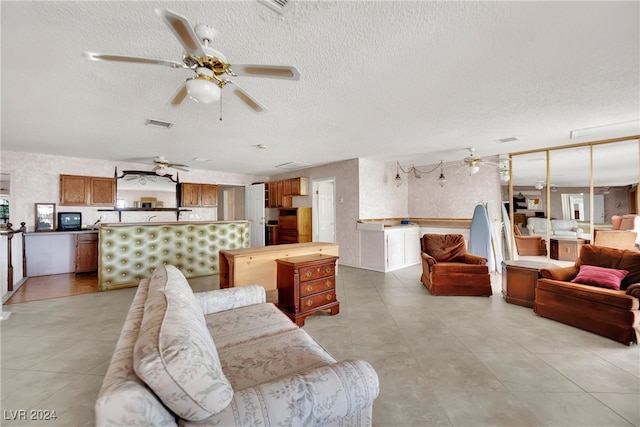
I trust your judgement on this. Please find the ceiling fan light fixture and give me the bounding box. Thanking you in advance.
[468,165,480,175]
[186,77,221,104]
[535,181,544,190]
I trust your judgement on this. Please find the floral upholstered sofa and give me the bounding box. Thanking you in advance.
[95,264,379,426]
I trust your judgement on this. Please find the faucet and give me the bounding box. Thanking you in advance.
[147,215,157,222]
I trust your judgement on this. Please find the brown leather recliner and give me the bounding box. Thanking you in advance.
[513,225,547,256]
[420,234,492,296]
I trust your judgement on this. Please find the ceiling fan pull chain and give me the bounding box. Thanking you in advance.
[219,93,223,121]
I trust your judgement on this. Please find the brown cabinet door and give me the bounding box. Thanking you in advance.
[60,175,89,206]
[268,182,277,207]
[276,181,284,207]
[283,179,292,196]
[290,178,300,195]
[90,177,115,206]
[181,183,202,207]
[76,233,98,273]
[201,184,218,206]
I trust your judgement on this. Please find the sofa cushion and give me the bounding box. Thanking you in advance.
[134,265,233,421]
[204,302,297,350]
[537,279,639,310]
[576,245,623,269]
[576,245,640,290]
[571,265,629,290]
[421,234,468,262]
[217,328,336,391]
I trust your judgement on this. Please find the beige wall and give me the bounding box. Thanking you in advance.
[269,159,362,267]
[408,157,503,225]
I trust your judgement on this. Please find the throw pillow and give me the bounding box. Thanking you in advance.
[571,264,629,290]
[134,265,233,421]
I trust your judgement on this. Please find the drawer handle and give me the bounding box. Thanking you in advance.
[305,300,313,307]
[324,267,332,274]
[305,271,312,278]
[325,280,331,287]
[326,294,333,301]
[306,285,313,292]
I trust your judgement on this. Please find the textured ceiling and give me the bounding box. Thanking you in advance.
[1,1,639,182]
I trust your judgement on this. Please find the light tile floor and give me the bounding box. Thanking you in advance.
[2,264,639,426]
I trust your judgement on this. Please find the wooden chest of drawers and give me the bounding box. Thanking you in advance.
[276,254,340,326]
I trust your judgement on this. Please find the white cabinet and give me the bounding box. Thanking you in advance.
[357,223,420,272]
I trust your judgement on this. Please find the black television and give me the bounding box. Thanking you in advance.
[57,212,82,231]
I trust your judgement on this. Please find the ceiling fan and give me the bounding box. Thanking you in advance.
[129,156,190,175]
[456,147,501,175]
[84,9,300,113]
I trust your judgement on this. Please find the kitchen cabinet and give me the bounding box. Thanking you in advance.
[278,207,312,243]
[357,223,421,272]
[265,177,309,207]
[60,174,115,206]
[76,232,98,273]
[90,177,116,206]
[180,183,218,207]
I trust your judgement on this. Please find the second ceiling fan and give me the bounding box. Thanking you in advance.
[84,9,300,113]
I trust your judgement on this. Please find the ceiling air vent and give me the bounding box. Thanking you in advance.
[145,119,173,129]
[496,136,520,144]
[258,0,290,14]
[276,161,310,170]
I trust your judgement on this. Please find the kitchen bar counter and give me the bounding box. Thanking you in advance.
[25,230,98,276]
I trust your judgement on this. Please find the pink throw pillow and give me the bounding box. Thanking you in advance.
[571,265,629,290]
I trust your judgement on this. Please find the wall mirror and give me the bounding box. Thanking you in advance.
[35,203,56,232]
[116,170,178,209]
[507,136,639,259]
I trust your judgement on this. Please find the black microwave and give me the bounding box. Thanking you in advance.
[57,212,82,231]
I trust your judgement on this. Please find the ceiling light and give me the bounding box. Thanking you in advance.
[500,170,510,182]
[535,181,544,190]
[468,165,480,175]
[186,73,221,104]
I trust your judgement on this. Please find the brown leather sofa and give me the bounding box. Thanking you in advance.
[513,225,547,256]
[535,245,640,345]
[420,234,492,296]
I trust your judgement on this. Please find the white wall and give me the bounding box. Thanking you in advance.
[1,151,266,230]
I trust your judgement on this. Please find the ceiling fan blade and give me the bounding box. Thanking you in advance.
[169,83,188,105]
[230,64,300,80]
[170,165,190,172]
[155,9,205,58]
[83,52,187,69]
[228,82,267,113]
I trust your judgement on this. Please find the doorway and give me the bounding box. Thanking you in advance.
[312,178,336,243]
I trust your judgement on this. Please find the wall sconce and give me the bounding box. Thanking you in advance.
[394,160,446,187]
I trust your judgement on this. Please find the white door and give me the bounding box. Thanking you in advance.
[313,179,336,243]
[245,183,265,247]
[593,194,605,224]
